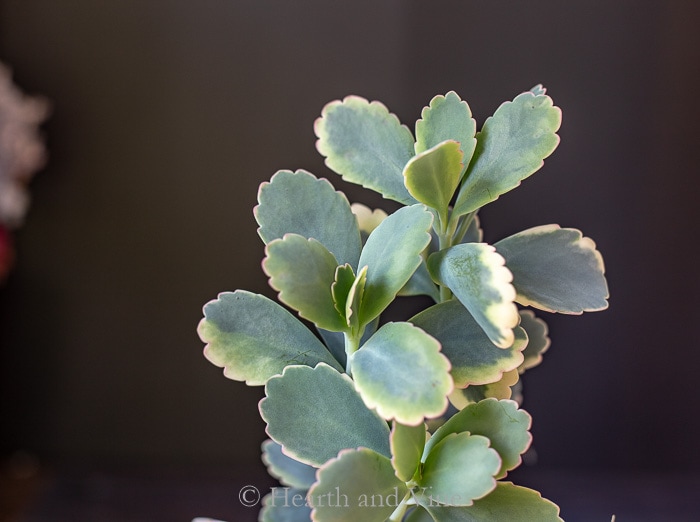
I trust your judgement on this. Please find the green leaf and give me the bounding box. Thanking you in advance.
[351,322,452,425]
[415,91,477,170]
[448,369,519,409]
[427,244,519,348]
[198,291,341,385]
[391,422,427,482]
[263,235,345,331]
[410,300,526,388]
[495,224,609,313]
[260,489,313,522]
[262,439,318,489]
[399,261,440,302]
[452,90,561,218]
[315,95,417,205]
[517,310,551,372]
[419,482,563,521]
[255,169,362,268]
[423,399,531,479]
[404,140,464,227]
[404,507,434,522]
[416,433,500,507]
[260,363,391,467]
[309,448,408,522]
[358,205,434,325]
[459,213,483,244]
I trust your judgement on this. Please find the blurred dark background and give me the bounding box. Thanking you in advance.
[1,1,699,520]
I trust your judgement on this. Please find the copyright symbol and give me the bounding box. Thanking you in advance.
[239,485,260,507]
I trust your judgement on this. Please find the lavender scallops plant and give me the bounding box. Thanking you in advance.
[197,86,609,521]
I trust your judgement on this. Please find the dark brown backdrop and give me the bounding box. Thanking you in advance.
[1,0,698,483]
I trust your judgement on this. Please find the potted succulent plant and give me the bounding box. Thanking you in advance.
[197,85,608,521]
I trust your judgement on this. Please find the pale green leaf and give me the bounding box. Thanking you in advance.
[350,203,387,237]
[417,433,500,507]
[404,140,464,226]
[423,399,531,479]
[260,490,313,522]
[495,224,609,313]
[448,370,519,409]
[309,448,408,522]
[452,90,561,218]
[262,439,317,489]
[263,235,345,331]
[260,363,391,467]
[517,310,551,372]
[358,205,434,325]
[391,422,427,482]
[315,95,417,205]
[420,482,563,521]
[351,322,452,425]
[415,91,477,171]
[198,291,341,385]
[410,300,526,388]
[427,244,519,348]
[255,169,362,268]
[331,264,356,321]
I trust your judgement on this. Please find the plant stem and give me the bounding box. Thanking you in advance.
[343,332,361,376]
[387,491,413,521]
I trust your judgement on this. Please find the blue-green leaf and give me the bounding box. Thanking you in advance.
[495,225,609,313]
[260,489,313,522]
[309,448,408,522]
[315,95,416,205]
[399,261,440,301]
[262,439,317,489]
[427,244,519,348]
[419,482,563,521]
[255,169,362,268]
[410,300,526,388]
[416,433,500,507]
[351,322,452,425]
[198,291,341,385]
[317,317,379,369]
[423,399,531,479]
[517,310,551,372]
[415,91,477,171]
[358,205,434,325]
[452,89,561,218]
[263,235,345,331]
[260,363,391,467]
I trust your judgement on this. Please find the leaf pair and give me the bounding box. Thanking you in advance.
[260,351,450,466]
[257,170,434,333]
[425,224,609,349]
[260,399,560,522]
[315,88,561,226]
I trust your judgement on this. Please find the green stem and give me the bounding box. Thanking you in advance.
[343,331,361,376]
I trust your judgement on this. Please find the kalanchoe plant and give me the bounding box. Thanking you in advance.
[198,86,609,521]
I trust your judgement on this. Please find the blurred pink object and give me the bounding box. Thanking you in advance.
[0,62,49,228]
[0,61,49,281]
